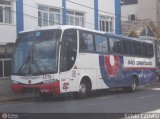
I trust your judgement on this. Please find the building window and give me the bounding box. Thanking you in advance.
[66,10,84,27]
[38,5,61,26]
[99,15,114,32]
[128,14,136,21]
[0,0,12,24]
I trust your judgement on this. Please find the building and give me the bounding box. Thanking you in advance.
[122,20,160,38]
[121,0,138,21]
[0,0,121,79]
[122,20,160,67]
[121,0,160,31]
[138,0,160,32]
[121,0,160,68]
[0,0,121,44]
[0,43,14,79]
[0,0,16,43]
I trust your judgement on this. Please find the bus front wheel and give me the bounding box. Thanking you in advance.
[76,80,91,98]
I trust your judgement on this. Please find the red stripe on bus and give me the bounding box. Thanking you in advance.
[11,80,60,94]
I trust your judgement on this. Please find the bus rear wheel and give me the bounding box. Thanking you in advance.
[129,78,137,92]
[124,77,137,92]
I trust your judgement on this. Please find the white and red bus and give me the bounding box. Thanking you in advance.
[11,25,157,98]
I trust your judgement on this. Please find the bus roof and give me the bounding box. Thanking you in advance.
[20,25,153,44]
[20,25,106,34]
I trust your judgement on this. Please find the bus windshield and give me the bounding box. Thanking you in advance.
[12,29,61,75]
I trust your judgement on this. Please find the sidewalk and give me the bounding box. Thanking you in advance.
[0,78,36,103]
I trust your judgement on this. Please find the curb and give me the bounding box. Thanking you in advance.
[145,82,160,88]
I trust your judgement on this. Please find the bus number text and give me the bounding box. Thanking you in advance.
[43,74,52,79]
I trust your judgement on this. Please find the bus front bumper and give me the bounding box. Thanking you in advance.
[11,81,60,95]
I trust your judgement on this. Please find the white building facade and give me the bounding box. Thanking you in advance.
[0,0,121,78]
[0,0,121,44]
[121,4,138,21]
[0,0,16,43]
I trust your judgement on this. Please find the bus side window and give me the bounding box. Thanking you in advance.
[122,40,132,55]
[79,32,94,52]
[101,36,109,53]
[95,35,108,53]
[109,37,121,54]
[60,29,77,72]
[147,44,154,57]
[133,41,142,56]
[132,41,137,56]
[142,43,148,57]
[95,35,102,52]
[136,42,142,56]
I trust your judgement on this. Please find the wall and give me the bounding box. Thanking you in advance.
[138,0,157,21]
[0,0,117,43]
[66,0,94,29]
[23,0,62,30]
[138,0,160,32]
[23,0,116,31]
[121,4,138,21]
[122,0,160,26]
[99,0,116,32]
[0,24,16,43]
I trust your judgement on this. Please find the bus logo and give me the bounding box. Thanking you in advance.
[104,55,120,78]
[28,80,31,84]
[63,82,69,91]
[2,113,7,119]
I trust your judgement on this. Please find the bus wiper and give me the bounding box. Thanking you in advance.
[31,57,42,74]
[30,45,43,75]
[18,49,31,74]
[18,49,42,75]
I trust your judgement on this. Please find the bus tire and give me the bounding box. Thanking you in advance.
[129,77,137,92]
[123,77,137,92]
[76,79,91,98]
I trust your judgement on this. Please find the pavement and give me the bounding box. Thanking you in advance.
[0,78,36,103]
[0,78,160,103]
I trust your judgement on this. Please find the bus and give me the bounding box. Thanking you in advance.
[11,25,157,98]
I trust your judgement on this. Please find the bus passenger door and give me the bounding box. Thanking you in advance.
[59,29,77,93]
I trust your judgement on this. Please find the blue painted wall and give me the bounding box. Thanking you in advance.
[16,0,24,34]
[115,0,122,34]
[62,0,66,25]
[94,0,99,30]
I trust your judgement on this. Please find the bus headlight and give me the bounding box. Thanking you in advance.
[43,79,57,84]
